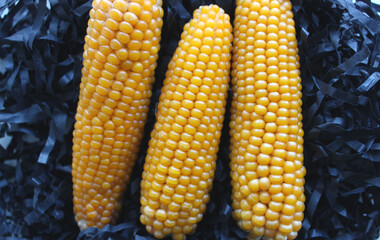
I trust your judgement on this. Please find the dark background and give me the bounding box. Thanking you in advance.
[0,0,379,239]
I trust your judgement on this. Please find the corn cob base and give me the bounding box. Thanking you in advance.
[139,5,233,240]
[72,0,163,230]
[229,0,306,239]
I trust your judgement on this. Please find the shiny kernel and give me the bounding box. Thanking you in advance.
[260,143,274,155]
[129,2,142,16]
[248,179,260,192]
[124,12,138,25]
[252,215,265,227]
[254,105,267,116]
[259,177,270,190]
[253,202,267,216]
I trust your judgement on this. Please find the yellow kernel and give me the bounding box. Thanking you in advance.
[113,0,127,12]
[110,38,123,50]
[124,12,138,25]
[279,223,293,234]
[253,202,267,216]
[87,211,98,220]
[257,153,271,165]
[259,177,270,190]
[260,143,274,155]
[257,165,269,177]
[129,2,142,16]
[129,50,141,61]
[266,208,279,221]
[101,182,111,190]
[248,179,259,192]
[254,105,267,116]
[252,215,265,227]
[282,183,294,195]
[156,209,167,222]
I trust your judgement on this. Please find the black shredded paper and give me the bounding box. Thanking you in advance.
[0,0,379,239]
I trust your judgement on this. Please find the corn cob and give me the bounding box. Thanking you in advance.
[229,0,305,239]
[139,5,232,239]
[71,0,163,230]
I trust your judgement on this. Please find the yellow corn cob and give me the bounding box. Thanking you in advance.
[71,0,163,230]
[229,0,306,239]
[139,5,232,240]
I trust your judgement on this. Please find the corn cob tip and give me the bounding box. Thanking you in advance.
[77,219,87,231]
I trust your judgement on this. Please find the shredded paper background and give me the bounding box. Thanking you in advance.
[0,0,379,239]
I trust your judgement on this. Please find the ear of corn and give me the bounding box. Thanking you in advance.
[229,0,306,239]
[72,0,164,230]
[139,5,233,240]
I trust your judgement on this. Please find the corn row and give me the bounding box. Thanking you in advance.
[72,0,163,230]
[229,0,306,239]
[139,5,233,239]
